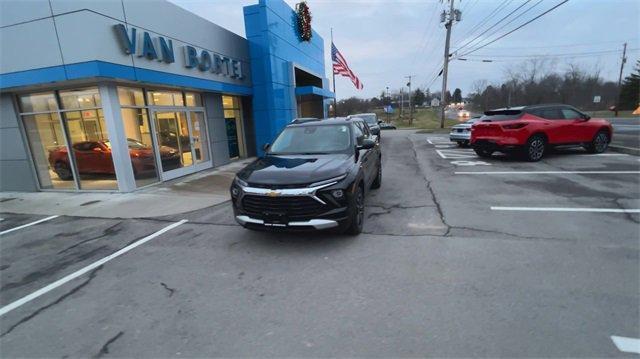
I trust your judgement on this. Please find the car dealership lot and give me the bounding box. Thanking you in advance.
[0,130,638,357]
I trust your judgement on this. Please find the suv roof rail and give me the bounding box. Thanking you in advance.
[291,117,319,124]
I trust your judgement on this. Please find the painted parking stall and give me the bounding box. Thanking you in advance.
[0,214,187,311]
[421,133,640,243]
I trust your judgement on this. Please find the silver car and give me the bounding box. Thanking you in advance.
[349,113,380,136]
[450,116,481,147]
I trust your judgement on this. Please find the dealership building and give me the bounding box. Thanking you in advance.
[0,0,333,192]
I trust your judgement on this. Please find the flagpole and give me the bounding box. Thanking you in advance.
[331,27,337,116]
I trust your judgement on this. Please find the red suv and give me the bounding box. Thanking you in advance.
[470,104,613,161]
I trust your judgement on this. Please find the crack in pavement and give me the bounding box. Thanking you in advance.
[93,331,124,358]
[447,225,575,243]
[0,266,104,338]
[160,282,176,297]
[365,204,436,210]
[57,222,123,254]
[410,138,452,236]
[613,198,640,224]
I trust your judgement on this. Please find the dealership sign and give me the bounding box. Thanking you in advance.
[113,24,244,79]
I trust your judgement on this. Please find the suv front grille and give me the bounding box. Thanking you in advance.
[242,195,325,219]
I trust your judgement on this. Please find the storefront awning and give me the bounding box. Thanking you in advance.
[294,86,334,98]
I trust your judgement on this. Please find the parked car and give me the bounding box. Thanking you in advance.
[349,113,381,137]
[48,139,180,180]
[379,122,397,130]
[470,104,613,161]
[231,117,382,235]
[450,116,481,146]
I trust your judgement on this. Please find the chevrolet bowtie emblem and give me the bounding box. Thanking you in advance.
[267,191,280,197]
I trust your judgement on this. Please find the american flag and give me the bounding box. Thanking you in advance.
[332,42,363,90]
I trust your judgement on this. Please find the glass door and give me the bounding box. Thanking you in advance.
[189,111,209,163]
[152,110,210,180]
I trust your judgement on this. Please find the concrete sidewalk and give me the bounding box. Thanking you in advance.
[0,158,254,219]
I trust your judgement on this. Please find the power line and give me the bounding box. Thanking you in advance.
[409,1,442,72]
[464,48,638,58]
[463,38,639,51]
[454,0,534,55]
[456,48,639,63]
[452,0,512,47]
[461,0,545,54]
[458,0,570,57]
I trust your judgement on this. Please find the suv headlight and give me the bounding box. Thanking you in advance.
[309,173,347,188]
[234,176,248,187]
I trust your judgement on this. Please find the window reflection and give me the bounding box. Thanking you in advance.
[223,95,244,158]
[117,87,145,107]
[19,92,58,113]
[59,88,101,110]
[121,108,160,187]
[62,109,117,190]
[146,90,184,106]
[22,113,75,189]
[185,92,202,107]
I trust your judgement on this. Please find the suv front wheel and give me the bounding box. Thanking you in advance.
[585,130,609,154]
[345,185,364,235]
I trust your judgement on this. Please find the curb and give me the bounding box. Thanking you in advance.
[609,144,640,156]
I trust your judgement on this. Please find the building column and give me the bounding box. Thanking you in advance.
[98,84,136,192]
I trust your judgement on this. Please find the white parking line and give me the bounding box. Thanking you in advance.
[588,153,628,156]
[0,215,59,236]
[0,219,188,317]
[611,336,640,354]
[455,170,640,175]
[491,206,640,213]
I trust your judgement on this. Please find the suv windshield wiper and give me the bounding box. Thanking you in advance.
[267,151,330,155]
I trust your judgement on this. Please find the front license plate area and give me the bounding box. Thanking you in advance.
[263,212,288,226]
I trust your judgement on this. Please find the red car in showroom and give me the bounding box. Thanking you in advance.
[470,104,613,161]
[48,139,180,180]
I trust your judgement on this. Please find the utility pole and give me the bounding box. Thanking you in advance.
[405,75,415,125]
[440,0,461,128]
[400,88,404,119]
[386,86,390,123]
[615,42,627,117]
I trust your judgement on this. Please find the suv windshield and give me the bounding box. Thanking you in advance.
[269,124,352,155]
[357,114,377,125]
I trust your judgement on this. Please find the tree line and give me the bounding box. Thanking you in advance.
[332,59,639,116]
[468,59,640,112]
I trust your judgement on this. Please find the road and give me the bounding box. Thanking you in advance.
[0,130,638,357]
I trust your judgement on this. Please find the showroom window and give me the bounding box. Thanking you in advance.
[18,88,117,190]
[223,95,245,158]
[117,87,160,187]
[119,87,209,182]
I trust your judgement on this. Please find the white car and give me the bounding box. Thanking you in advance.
[450,116,481,146]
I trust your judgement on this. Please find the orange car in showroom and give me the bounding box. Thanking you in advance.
[48,139,181,180]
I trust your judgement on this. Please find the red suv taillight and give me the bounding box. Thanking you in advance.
[502,123,528,130]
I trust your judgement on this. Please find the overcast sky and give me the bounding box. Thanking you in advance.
[170,0,639,100]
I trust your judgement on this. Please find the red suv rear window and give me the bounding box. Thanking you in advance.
[481,109,523,122]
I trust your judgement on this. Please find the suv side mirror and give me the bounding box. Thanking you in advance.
[263,143,270,151]
[582,114,591,121]
[357,138,376,150]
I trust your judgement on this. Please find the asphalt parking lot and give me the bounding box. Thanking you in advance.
[0,130,638,357]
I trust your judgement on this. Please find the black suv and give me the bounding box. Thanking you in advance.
[231,117,382,235]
